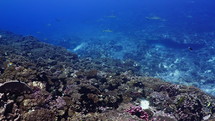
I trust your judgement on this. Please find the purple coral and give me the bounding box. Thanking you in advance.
[126,106,149,121]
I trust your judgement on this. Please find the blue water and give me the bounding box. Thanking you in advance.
[1,0,215,95]
[1,0,215,38]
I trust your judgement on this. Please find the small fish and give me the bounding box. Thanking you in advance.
[106,15,117,18]
[145,16,161,20]
[207,102,211,107]
[7,62,13,67]
[145,16,166,21]
[103,29,113,33]
[188,47,193,51]
[73,43,86,52]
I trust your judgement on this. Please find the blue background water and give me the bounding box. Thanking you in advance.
[1,0,215,38]
[0,0,215,95]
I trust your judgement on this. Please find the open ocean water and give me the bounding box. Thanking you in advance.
[0,0,215,96]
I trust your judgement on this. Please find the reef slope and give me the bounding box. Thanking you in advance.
[0,31,214,121]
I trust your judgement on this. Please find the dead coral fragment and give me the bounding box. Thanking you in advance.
[0,80,33,94]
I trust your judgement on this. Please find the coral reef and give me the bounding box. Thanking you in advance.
[0,31,214,120]
[126,106,149,120]
[64,28,215,96]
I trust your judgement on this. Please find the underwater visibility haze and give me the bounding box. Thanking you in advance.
[0,0,215,120]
